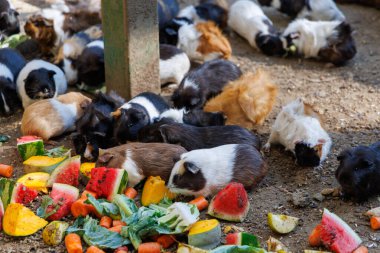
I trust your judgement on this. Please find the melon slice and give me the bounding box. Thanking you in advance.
[17,136,44,161]
[23,156,67,174]
[17,172,50,193]
[268,213,299,234]
[46,183,79,221]
[42,221,69,246]
[0,198,4,231]
[80,162,96,178]
[0,178,15,210]
[10,183,38,205]
[86,167,128,200]
[225,232,260,247]
[188,219,221,249]
[207,182,250,222]
[47,156,80,187]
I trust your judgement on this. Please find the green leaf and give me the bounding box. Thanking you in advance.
[0,34,29,48]
[36,195,59,219]
[85,194,121,220]
[210,245,267,253]
[44,146,71,158]
[113,194,138,220]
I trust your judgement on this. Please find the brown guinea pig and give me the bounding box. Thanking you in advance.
[24,15,56,56]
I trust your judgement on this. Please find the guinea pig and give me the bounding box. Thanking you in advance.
[158,0,180,29]
[0,0,20,37]
[15,39,43,61]
[159,108,226,127]
[264,98,332,167]
[160,44,190,85]
[159,17,193,45]
[178,3,228,29]
[0,48,25,116]
[112,92,170,143]
[336,0,380,9]
[167,144,267,196]
[258,0,345,21]
[17,59,67,108]
[204,70,277,128]
[171,59,242,110]
[21,92,91,140]
[282,19,356,66]
[335,142,380,202]
[137,118,176,143]
[159,123,261,151]
[76,40,104,88]
[62,10,101,36]
[177,21,232,62]
[96,142,187,186]
[228,0,286,56]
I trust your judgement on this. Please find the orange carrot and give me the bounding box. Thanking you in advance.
[370,216,380,230]
[138,242,161,253]
[71,190,100,218]
[113,220,127,227]
[308,224,322,247]
[189,196,208,211]
[99,216,112,228]
[353,246,368,253]
[81,190,97,199]
[156,235,175,248]
[0,164,13,178]
[108,224,123,233]
[65,233,83,253]
[86,246,106,253]
[114,246,129,253]
[124,187,138,199]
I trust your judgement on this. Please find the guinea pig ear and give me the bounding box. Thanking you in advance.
[97,152,113,164]
[48,70,56,79]
[361,159,374,168]
[184,162,200,174]
[111,108,122,119]
[317,139,326,144]
[190,97,200,107]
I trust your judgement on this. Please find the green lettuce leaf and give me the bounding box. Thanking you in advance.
[113,194,138,220]
[85,194,120,220]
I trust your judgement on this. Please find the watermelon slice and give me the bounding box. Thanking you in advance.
[46,183,79,221]
[0,198,4,231]
[47,156,80,187]
[17,136,44,161]
[225,232,260,247]
[188,219,221,249]
[10,183,38,205]
[207,182,250,222]
[86,167,128,200]
[0,178,15,210]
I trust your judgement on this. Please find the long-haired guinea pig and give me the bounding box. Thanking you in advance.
[264,98,332,167]
[0,48,26,116]
[171,59,242,110]
[167,144,267,196]
[21,92,91,140]
[160,44,190,85]
[112,92,170,143]
[0,0,20,37]
[178,3,228,29]
[282,19,356,66]
[17,59,67,108]
[204,70,277,128]
[177,21,232,62]
[73,91,125,161]
[335,142,380,202]
[159,17,193,45]
[258,0,345,21]
[228,0,286,56]
[159,108,226,127]
[96,142,187,187]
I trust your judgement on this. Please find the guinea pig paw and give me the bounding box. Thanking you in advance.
[314,164,324,171]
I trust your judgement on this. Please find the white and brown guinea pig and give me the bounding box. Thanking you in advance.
[159,44,190,85]
[21,92,91,140]
[17,59,68,108]
[204,69,277,128]
[177,21,232,62]
[264,98,332,167]
[96,142,187,187]
[167,144,267,196]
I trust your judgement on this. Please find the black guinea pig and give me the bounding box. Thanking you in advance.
[158,108,225,127]
[0,0,20,37]
[159,17,193,45]
[335,141,380,202]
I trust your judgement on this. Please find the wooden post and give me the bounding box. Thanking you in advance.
[102,0,160,100]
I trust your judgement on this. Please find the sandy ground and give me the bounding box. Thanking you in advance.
[0,0,380,252]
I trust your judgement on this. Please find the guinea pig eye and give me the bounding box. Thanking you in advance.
[128,123,134,127]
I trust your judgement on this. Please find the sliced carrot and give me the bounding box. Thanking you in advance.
[99,216,112,229]
[370,216,380,230]
[138,242,161,253]
[156,234,175,248]
[113,220,127,227]
[124,187,138,199]
[114,246,129,253]
[308,224,322,247]
[0,164,13,178]
[65,233,83,253]
[353,246,368,253]
[71,198,99,218]
[189,196,208,211]
[86,246,106,253]
[108,224,123,233]
[81,190,97,199]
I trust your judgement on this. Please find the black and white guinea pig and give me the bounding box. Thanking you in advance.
[0,0,20,37]
[167,144,267,196]
[159,108,226,127]
[158,0,180,29]
[137,118,175,143]
[282,19,356,66]
[76,40,104,87]
[112,92,170,143]
[228,0,286,56]
[159,17,193,45]
[335,141,380,202]
[0,48,25,116]
[160,44,190,85]
[171,59,242,110]
[258,0,345,21]
[178,3,228,29]
[16,59,67,108]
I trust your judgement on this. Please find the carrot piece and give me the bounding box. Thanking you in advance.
[114,246,129,253]
[65,233,83,253]
[113,220,127,227]
[81,190,97,199]
[370,216,380,230]
[0,164,13,178]
[189,196,208,211]
[99,216,112,229]
[124,187,138,199]
[138,242,161,253]
[71,198,99,218]
[353,246,368,253]
[86,246,106,253]
[308,224,322,247]
[108,224,123,233]
[156,234,175,248]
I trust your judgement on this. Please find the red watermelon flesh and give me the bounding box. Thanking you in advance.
[47,183,79,221]
[10,183,38,205]
[47,156,80,187]
[0,198,4,231]
[207,182,250,222]
[225,232,260,247]
[319,208,362,253]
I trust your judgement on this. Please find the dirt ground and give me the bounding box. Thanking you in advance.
[1,1,380,252]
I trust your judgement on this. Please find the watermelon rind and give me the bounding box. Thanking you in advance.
[23,156,67,174]
[188,219,221,249]
[225,232,260,247]
[0,178,15,210]
[47,156,81,187]
[17,136,44,161]
[109,169,128,200]
[10,183,38,205]
[47,183,79,221]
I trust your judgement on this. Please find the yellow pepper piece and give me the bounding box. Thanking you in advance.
[80,162,96,178]
[141,176,176,206]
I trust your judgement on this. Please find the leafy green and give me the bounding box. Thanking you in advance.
[85,194,120,220]
[158,202,199,234]
[210,246,267,253]
[113,194,138,220]
[36,196,59,219]
[43,146,71,158]
[0,135,10,143]
[0,34,29,48]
